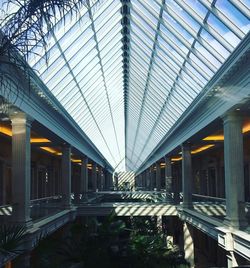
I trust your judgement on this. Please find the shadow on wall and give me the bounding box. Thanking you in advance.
[117,172,135,190]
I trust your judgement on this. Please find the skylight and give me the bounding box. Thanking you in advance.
[1,0,249,172]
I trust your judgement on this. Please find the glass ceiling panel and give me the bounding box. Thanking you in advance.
[126,0,249,170]
[1,0,249,172]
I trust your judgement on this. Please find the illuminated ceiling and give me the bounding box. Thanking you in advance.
[2,0,250,172]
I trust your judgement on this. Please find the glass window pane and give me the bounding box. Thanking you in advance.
[162,10,194,45]
[207,14,241,48]
[215,0,250,34]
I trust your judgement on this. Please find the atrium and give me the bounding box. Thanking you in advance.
[0,0,250,267]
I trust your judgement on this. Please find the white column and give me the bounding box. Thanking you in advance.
[165,156,173,202]
[156,162,161,191]
[61,144,72,209]
[182,143,193,209]
[105,171,110,190]
[10,112,33,226]
[115,175,118,190]
[223,112,247,229]
[109,172,114,190]
[81,156,88,199]
[102,168,106,191]
[183,222,195,268]
[146,169,150,190]
[99,167,104,191]
[148,167,152,190]
[139,174,142,187]
[142,171,146,189]
[92,163,97,191]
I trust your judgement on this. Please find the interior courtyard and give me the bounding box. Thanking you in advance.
[0,0,250,267]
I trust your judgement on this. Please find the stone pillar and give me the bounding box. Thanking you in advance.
[81,156,88,200]
[165,156,173,202]
[148,167,151,190]
[142,171,146,189]
[97,165,101,190]
[139,174,142,188]
[105,171,110,190]
[146,169,150,190]
[61,144,72,208]
[110,172,114,190]
[99,167,104,191]
[92,162,97,191]
[182,143,193,209]
[156,162,161,191]
[102,168,106,191]
[183,222,195,268]
[110,172,113,190]
[115,174,118,190]
[10,112,33,226]
[223,112,247,228]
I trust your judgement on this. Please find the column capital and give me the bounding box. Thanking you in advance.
[81,155,88,161]
[62,143,71,149]
[164,155,170,160]
[10,111,33,127]
[181,142,191,150]
[222,110,243,124]
[164,155,171,164]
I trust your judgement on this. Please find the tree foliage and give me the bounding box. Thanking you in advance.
[33,215,189,268]
[0,224,26,255]
[0,0,99,115]
[0,0,99,62]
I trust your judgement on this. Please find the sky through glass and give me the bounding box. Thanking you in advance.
[1,0,249,171]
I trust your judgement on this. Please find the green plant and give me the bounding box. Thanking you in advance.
[0,0,99,61]
[125,217,189,268]
[0,0,100,114]
[0,224,26,255]
[33,215,189,268]
[128,232,187,268]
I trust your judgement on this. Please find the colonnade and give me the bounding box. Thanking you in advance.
[135,111,250,267]
[2,111,114,227]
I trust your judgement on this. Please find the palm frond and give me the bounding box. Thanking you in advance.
[0,224,26,255]
[0,0,99,61]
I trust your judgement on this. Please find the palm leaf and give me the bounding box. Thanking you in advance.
[0,0,100,61]
[0,224,26,255]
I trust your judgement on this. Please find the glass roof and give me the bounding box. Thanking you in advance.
[2,0,250,172]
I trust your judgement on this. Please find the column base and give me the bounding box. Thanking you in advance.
[182,202,193,210]
[165,193,174,204]
[74,193,84,204]
[227,251,238,268]
[82,192,88,202]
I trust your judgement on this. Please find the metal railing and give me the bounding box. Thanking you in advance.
[192,194,226,204]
